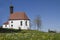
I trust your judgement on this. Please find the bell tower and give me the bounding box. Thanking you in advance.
[10,0,13,14]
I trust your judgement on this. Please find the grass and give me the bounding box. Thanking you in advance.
[0,29,60,40]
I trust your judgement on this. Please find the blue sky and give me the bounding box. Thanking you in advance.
[0,0,60,32]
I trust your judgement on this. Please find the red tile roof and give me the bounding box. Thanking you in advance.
[9,12,29,20]
[4,22,9,25]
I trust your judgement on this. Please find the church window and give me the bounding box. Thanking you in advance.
[11,21,13,23]
[20,21,22,26]
[11,25,13,27]
[25,21,27,26]
[5,25,7,27]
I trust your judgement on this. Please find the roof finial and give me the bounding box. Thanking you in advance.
[10,0,13,6]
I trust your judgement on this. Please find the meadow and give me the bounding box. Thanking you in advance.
[0,29,60,40]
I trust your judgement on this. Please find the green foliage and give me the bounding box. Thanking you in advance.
[0,30,60,40]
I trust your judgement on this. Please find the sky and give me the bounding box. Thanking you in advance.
[0,0,60,32]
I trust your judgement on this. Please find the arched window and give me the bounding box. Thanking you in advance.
[25,21,27,26]
[11,21,13,23]
[5,25,7,27]
[11,25,13,27]
[20,21,22,26]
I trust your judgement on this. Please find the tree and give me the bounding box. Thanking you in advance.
[34,16,42,30]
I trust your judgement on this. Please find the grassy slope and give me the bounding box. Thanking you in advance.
[0,30,60,40]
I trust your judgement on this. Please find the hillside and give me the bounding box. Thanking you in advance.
[0,30,60,40]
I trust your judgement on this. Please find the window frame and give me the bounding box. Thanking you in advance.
[5,25,7,27]
[25,21,27,26]
[20,21,22,26]
[11,25,13,27]
[11,21,13,23]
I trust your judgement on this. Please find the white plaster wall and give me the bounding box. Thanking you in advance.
[2,25,5,28]
[2,25,9,28]
[9,20,30,29]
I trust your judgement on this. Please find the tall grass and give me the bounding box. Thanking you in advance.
[0,30,60,40]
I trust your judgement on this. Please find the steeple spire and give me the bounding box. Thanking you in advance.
[10,0,14,14]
